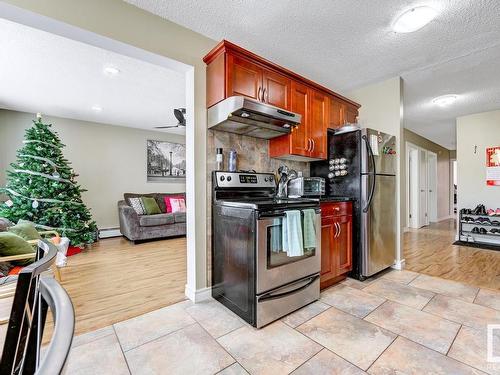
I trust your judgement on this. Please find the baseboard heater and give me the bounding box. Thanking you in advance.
[98,228,122,239]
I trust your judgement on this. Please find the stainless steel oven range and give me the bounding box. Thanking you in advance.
[211,171,321,328]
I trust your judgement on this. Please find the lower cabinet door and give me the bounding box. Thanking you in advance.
[336,215,353,275]
[320,216,336,286]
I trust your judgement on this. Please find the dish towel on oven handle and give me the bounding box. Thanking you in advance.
[282,210,304,257]
[302,208,316,250]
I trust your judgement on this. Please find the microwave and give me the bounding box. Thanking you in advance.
[287,177,325,197]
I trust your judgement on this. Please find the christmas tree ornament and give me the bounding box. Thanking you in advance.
[52,171,60,178]
[4,200,13,207]
[32,200,39,209]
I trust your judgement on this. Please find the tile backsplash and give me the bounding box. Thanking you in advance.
[207,130,309,176]
[206,129,309,285]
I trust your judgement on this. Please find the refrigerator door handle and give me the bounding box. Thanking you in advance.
[362,135,377,213]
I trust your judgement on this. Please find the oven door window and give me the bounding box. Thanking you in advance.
[267,215,316,268]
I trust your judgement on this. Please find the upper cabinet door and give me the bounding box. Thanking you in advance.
[226,54,263,101]
[345,105,358,124]
[262,69,291,110]
[309,89,328,159]
[328,97,345,129]
[290,81,310,156]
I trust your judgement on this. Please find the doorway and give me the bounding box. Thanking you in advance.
[406,142,438,229]
[0,13,196,335]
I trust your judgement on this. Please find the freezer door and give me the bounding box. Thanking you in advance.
[361,174,396,277]
[361,128,397,175]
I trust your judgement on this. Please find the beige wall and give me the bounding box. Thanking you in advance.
[348,77,404,265]
[403,129,452,221]
[0,109,186,228]
[2,0,217,292]
[457,110,500,211]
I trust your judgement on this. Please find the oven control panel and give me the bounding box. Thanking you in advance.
[214,172,276,188]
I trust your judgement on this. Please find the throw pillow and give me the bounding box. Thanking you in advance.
[141,196,161,215]
[129,197,145,215]
[0,232,36,257]
[164,195,185,213]
[170,198,186,213]
[8,221,42,241]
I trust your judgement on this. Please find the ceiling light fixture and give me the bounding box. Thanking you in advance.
[103,65,120,76]
[91,105,103,112]
[432,95,458,106]
[392,6,437,33]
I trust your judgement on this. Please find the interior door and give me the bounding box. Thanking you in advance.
[262,69,291,110]
[227,54,263,101]
[309,89,328,159]
[427,152,438,222]
[418,149,428,227]
[290,81,310,156]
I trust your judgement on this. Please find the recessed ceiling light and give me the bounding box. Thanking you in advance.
[103,65,120,76]
[91,105,103,112]
[393,6,437,33]
[432,95,458,106]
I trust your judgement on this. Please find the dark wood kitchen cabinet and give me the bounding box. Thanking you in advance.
[203,40,360,160]
[328,97,359,130]
[269,83,327,160]
[320,201,353,290]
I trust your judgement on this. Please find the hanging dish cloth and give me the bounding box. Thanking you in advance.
[270,219,282,253]
[282,210,304,257]
[302,208,316,250]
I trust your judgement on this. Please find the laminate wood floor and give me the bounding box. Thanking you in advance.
[404,219,500,290]
[58,236,187,336]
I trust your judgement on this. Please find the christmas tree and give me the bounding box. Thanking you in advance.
[0,115,97,245]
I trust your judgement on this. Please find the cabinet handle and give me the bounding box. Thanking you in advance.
[334,222,340,238]
[262,87,267,102]
[309,138,313,152]
[258,87,262,102]
[334,207,340,211]
[337,222,341,237]
[311,138,315,152]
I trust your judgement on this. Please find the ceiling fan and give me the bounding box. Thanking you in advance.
[155,108,186,129]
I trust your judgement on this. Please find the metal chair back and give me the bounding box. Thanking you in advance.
[0,240,75,374]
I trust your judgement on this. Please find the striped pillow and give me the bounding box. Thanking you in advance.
[128,197,145,215]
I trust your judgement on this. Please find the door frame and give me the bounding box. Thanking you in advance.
[406,142,438,228]
[427,151,438,222]
[450,158,457,217]
[405,142,420,228]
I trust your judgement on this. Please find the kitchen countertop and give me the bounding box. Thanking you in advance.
[319,196,356,203]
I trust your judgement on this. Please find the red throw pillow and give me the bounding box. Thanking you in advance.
[164,195,185,213]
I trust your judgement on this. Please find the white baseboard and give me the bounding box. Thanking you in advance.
[437,215,455,222]
[99,228,122,239]
[391,259,406,270]
[403,227,410,233]
[185,285,212,303]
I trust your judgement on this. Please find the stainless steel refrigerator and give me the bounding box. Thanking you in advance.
[311,127,397,279]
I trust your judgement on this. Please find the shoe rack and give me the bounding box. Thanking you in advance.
[459,210,500,248]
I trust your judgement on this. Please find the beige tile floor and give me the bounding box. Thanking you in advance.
[63,270,500,375]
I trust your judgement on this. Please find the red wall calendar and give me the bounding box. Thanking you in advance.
[486,146,500,186]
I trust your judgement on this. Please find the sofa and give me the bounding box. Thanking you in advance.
[118,193,186,242]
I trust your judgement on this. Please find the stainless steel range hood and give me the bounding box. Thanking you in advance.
[207,96,301,139]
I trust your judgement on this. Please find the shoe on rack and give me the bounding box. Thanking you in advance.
[472,227,480,234]
[496,208,500,216]
[492,220,500,226]
[487,208,495,216]
[491,228,498,234]
[479,227,487,234]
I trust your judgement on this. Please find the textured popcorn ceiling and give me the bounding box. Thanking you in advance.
[124,0,500,149]
[0,18,186,134]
